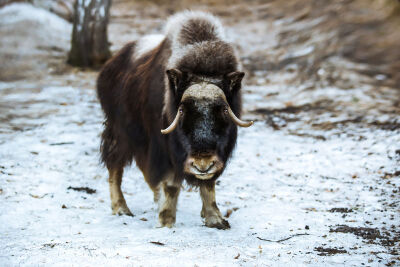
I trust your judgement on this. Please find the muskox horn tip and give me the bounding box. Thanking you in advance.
[227,107,254,128]
[240,120,254,127]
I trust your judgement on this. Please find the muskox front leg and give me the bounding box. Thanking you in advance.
[200,182,230,229]
[108,167,133,216]
[158,175,181,228]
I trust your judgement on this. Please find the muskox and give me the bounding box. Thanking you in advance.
[97,11,252,229]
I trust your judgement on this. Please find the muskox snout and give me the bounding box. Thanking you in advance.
[192,159,215,173]
[184,154,223,180]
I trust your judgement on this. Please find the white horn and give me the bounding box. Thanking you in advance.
[227,107,253,127]
[161,108,182,134]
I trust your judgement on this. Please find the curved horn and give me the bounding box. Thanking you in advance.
[227,107,253,127]
[161,108,182,134]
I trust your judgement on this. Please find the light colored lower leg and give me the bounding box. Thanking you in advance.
[108,167,133,216]
[153,186,160,203]
[200,182,230,229]
[158,174,181,228]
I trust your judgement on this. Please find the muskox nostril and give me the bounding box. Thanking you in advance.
[193,164,205,173]
[192,160,215,173]
[204,162,215,172]
[209,161,215,169]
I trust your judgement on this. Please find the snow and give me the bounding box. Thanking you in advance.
[0,3,71,33]
[0,3,72,81]
[0,1,399,265]
[0,81,398,266]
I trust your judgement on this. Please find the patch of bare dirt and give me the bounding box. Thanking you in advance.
[330,225,400,253]
[329,208,353,213]
[314,246,347,256]
[67,186,97,194]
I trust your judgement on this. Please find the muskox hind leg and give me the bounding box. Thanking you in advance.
[108,167,133,216]
[158,174,181,228]
[200,182,230,229]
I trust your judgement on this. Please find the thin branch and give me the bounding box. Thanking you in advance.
[150,241,165,246]
[257,233,310,243]
[49,142,74,146]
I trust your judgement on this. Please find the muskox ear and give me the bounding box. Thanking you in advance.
[225,71,245,91]
[166,69,183,95]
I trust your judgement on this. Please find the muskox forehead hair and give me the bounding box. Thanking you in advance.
[182,82,227,102]
[170,41,238,76]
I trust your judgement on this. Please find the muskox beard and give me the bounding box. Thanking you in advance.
[182,172,221,187]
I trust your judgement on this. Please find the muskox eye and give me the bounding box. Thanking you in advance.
[223,107,228,115]
[179,107,183,114]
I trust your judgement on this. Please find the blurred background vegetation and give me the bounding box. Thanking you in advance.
[0,0,399,90]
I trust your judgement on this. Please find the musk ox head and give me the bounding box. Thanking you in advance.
[162,69,253,181]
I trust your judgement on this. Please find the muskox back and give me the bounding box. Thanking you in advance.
[97,11,248,228]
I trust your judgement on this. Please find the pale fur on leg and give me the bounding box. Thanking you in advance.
[200,182,230,229]
[108,167,133,216]
[158,173,181,228]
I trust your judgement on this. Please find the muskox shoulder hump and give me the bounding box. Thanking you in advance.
[165,10,226,47]
[165,11,239,76]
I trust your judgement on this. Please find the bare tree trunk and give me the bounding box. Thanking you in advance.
[68,0,111,68]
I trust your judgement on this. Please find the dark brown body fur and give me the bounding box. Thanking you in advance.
[98,39,173,189]
[97,40,241,189]
[97,12,244,228]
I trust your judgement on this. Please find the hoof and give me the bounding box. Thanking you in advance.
[112,204,134,217]
[159,209,176,228]
[205,216,230,230]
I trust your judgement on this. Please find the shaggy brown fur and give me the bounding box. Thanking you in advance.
[97,11,245,229]
[178,18,220,45]
[176,41,238,75]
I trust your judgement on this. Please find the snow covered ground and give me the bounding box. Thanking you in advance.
[0,2,399,266]
[0,77,398,266]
